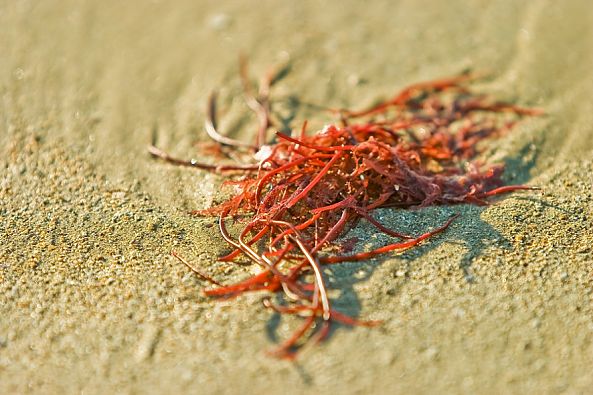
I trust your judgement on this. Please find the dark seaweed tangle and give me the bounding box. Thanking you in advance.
[150,63,541,359]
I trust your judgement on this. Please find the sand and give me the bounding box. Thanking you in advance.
[1,0,592,394]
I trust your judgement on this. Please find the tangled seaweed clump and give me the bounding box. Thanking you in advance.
[149,64,541,359]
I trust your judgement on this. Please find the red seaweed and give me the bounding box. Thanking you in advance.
[150,62,541,359]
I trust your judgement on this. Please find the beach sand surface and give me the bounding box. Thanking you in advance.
[1,1,592,394]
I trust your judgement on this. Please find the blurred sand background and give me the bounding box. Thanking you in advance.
[1,0,592,394]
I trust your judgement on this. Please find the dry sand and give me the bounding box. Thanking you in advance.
[1,1,593,394]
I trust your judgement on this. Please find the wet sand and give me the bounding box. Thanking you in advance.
[1,1,592,394]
